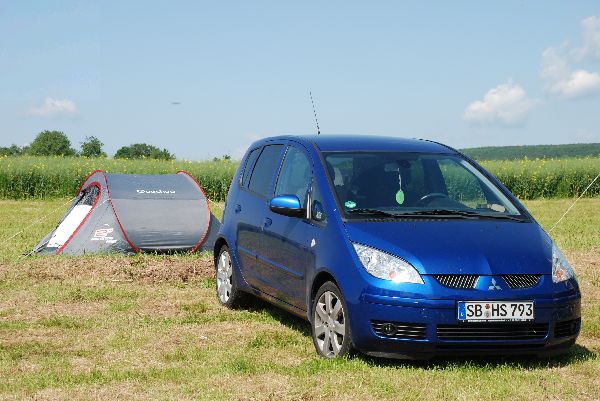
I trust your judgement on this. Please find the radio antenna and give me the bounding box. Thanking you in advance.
[309,91,321,135]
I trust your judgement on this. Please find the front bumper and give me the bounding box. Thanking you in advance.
[349,291,581,360]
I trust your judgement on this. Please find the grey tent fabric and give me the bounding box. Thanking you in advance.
[33,170,220,255]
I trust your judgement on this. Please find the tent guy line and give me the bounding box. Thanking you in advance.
[549,171,600,233]
[2,196,76,244]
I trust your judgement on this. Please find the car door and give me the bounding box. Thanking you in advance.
[235,143,285,290]
[256,143,321,310]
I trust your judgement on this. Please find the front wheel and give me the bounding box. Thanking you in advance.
[215,245,248,308]
[311,281,352,358]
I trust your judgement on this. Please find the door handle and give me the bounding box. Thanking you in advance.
[234,204,242,213]
[263,217,272,228]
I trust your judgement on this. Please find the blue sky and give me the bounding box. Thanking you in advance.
[1,1,600,160]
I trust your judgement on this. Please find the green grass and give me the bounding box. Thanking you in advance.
[0,199,598,400]
[0,197,597,261]
[1,155,599,201]
[522,198,600,250]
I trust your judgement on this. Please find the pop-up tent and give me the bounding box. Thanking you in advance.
[33,170,220,255]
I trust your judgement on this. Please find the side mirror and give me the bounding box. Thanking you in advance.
[270,195,304,218]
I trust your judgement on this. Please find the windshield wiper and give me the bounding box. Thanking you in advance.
[396,209,526,221]
[346,208,399,218]
[346,208,527,221]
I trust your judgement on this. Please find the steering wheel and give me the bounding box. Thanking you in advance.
[417,192,448,206]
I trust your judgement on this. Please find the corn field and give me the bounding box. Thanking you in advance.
[0,156,237,201]
[482,157,600,199]
[0,156,598,201]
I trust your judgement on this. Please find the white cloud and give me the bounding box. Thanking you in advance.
[463,82,537,125]
[541,16,600,99]
[541,47,570,81]
[574,15,600,61]
[548,69,600,98]
[574,129,599,142]
[29,97,77,117]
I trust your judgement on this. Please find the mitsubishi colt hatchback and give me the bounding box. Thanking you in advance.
[214,135,581,359]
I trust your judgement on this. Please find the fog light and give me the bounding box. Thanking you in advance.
[382,323,396,336]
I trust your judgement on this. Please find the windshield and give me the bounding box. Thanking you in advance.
[323,152,524,219]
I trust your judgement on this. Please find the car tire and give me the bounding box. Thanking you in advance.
[215,244,249,308]
[311,281,353,358]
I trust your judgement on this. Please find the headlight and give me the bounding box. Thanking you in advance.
[352,243,423,284]
[552,243,575,283]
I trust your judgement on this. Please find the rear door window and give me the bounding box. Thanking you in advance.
[248,144,284,197]
[241,147,261,187]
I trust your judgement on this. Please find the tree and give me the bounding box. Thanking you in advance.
[0,144,23,156]
[114,143,174,160]
[80,136,106,158]
[27,130,76,156]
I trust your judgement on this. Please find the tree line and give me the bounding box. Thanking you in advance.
[462,143,600,161]
[0,130,175,160]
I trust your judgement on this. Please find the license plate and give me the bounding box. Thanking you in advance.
[457,301,534,322]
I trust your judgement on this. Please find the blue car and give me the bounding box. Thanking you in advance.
[214,135,581,359]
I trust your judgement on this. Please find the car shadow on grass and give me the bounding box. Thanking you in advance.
[357,343,597,370]
[243,297,596,370]
[245,297,312,336]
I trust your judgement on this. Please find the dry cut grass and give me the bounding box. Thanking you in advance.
[0,249,597,400]
[0,199,599,400]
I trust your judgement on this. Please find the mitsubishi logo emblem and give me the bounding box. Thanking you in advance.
[488,278,502,291]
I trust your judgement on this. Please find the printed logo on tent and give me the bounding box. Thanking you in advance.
[136,189,176,194]
[91,226,117,244]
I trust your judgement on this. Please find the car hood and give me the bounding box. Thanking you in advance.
[344,219,552,275]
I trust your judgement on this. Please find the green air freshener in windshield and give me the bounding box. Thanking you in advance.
[396,190,405,205]
[344,200,357,209]
[396,170,405,205]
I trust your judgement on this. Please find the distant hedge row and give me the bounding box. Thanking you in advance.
[0,156,598,201]
[461,143,600,160]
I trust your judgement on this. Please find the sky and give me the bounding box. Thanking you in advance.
[1,1,600,160]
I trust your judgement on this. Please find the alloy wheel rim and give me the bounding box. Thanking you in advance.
[216,251,233,303]
[314,290,345,357]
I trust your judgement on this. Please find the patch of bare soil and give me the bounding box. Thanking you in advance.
[0,254,215,284]
[3,249,596,287]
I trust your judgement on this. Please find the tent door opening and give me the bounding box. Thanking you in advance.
[47,185,100,250]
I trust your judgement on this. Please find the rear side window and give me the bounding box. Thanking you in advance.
[241,147,261,187]
[248,144,284,197]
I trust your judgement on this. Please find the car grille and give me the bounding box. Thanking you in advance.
[372,321,427,340]
[433,275,478,289]
[437,323,549,341]
[501,274,541,289]
[554,318,580,338]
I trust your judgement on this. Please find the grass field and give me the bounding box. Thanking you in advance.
[0,156,237,201]
[1,155,599,201]
[0,198,599,400]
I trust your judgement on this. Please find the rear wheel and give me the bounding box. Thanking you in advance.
[311,281,352,358]
[215,245,248,308]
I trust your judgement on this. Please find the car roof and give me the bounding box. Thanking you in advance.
[256,134,457,154]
